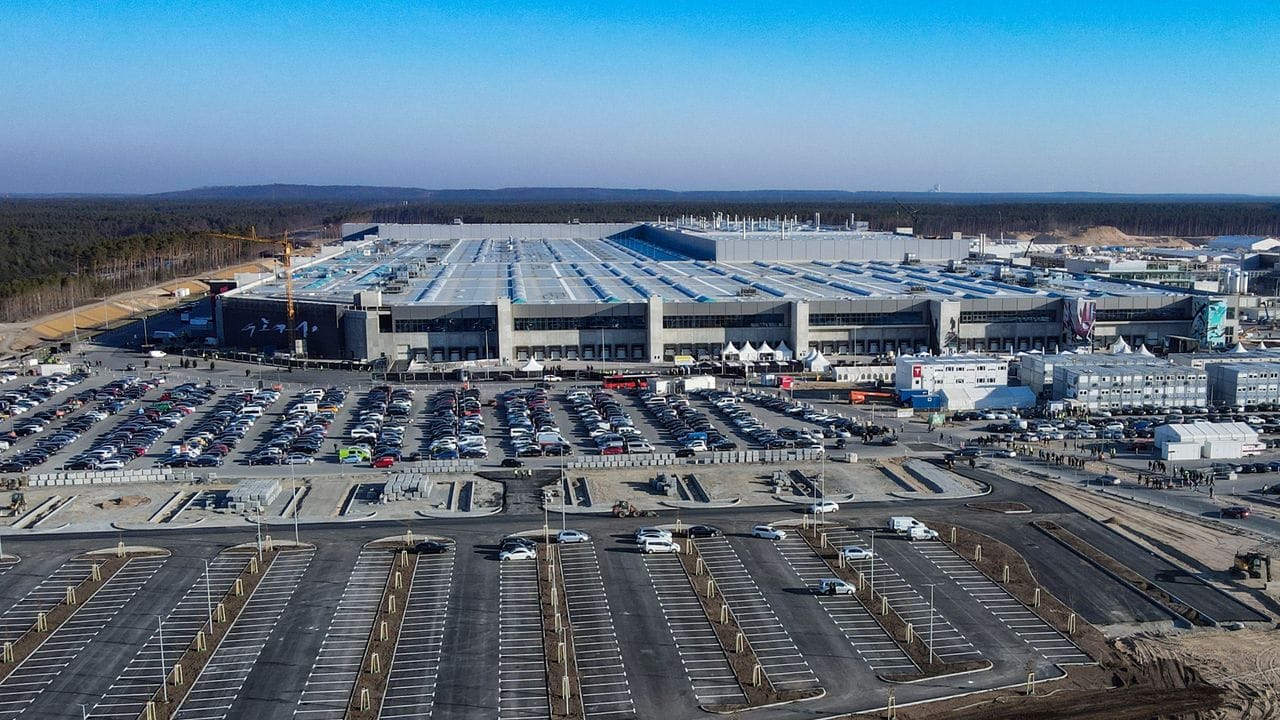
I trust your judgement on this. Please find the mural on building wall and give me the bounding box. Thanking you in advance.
[1063,298,1096,340]
[1191,297,1228,347]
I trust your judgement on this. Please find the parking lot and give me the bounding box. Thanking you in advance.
[0,466,1270,720]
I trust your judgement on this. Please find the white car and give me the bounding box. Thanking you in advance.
[542,375,563,382]
[751,525,787,540]
[839,546,874,562]
[500,546,537,561]
[817,578,855,596]
[634,527,672,543]
[808,500,840,514]
[640,539,680,554]
[1096,474,1121,486]
[556,529,591,544]
[98,458,126,470]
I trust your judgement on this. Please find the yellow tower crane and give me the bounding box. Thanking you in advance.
[207,228,302,357]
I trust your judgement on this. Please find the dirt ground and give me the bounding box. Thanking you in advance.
[93,494,151,511]
[1035,483,1279,615]
[1117,631,1280,720]
[1013,225,1198,249]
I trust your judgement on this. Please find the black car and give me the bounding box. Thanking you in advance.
[501,458,525,468]
[675,447,696,458]
[685,525,721,538]
[1221,506,1251,519]
[500,536,536,551]
[414,540,450,554]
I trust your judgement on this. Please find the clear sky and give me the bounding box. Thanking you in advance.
[1,1,1277,194]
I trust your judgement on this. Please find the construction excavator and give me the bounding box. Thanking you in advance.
[1232,550,1272,581]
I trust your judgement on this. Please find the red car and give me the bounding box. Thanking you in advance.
[372,456,396,468]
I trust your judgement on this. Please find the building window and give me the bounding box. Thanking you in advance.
[809,311,924,327]
[515,316,645,331]
[395,317,497,333]
[663,313,785,329]
[958,309,1055,323]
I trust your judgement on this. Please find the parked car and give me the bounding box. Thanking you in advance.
[751,525,786,540]
[414,540,450,554]
[808,499,840,514]
[817,578,855,596]
[685,525,721,538]
[839,546,874,562]
[500,545,537,561]
[556,529,591,544]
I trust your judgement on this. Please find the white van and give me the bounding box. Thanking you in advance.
[906,525,939,541]
[887,516,923,534]
[639,538,680,554]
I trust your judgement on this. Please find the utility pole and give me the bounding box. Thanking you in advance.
[204,559,213,632]
[157,616,169,703]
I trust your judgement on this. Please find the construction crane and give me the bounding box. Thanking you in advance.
[207,228,302,357]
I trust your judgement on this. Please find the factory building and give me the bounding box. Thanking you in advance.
[214,222,1242,367]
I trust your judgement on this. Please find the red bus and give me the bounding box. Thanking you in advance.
[601,373,657,390]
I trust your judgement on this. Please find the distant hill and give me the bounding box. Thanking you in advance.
[145,184,1280,204]
[148,184,433,201]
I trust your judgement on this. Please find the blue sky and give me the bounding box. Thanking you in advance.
[1,1,1277,194]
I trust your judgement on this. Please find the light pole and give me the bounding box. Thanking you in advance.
[157,615,169,703]
[925,583,937,664]
[869,532,876,596]
[204,559,213,632]
[289,462,299,543]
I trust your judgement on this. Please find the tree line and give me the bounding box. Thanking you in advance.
[371,201,1280,238]
[0,199,364,322]
[4,197,1280,325]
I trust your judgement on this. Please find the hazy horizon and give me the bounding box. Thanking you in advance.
[2,1,1277,195]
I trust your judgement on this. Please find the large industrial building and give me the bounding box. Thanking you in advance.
[213,221,1243,366]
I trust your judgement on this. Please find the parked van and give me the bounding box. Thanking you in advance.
[906,525,939,541]
[887,516,923,534]
[639,537,680,554]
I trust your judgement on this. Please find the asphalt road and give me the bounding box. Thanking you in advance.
[1,474,1216,720]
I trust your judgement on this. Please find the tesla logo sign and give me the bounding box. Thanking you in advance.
[912,365,922,378]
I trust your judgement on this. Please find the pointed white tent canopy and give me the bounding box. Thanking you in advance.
[520,358,544,373]
[774,340,794,360]
[1109,336,1132,354]
[1137,344,1155,356]
[756,341,775,360]
[738,341,759,362]
[803,348,830,372]
[721,341,740,360]
[1231,342,1250,353]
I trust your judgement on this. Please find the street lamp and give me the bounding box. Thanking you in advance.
[925,583,938,664]
[157,615,169,703]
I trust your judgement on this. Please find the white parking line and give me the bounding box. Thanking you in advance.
[292,548,393,718]
[89,555,246,719]
[497,560,548,720]
[693,538,819,691]
[173,550,315,720]
[558,545,637,720]
[0,559,96,645]
[379,551,454,719]
[645,550,747,696]
[0,557,166,720]
[773,537,916,672]
[826,530,982,661]
[912,544,1092,665]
